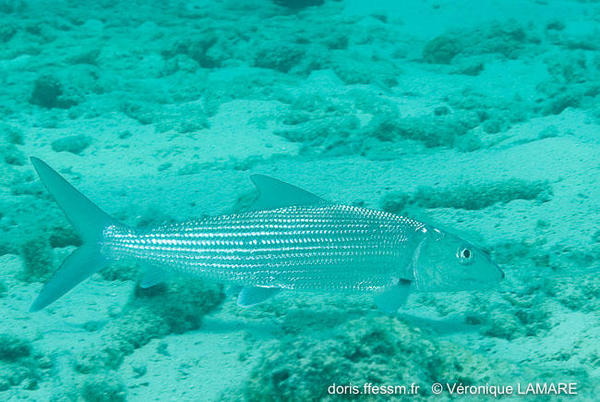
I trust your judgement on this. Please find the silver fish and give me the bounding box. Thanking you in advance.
[29,157,503,313]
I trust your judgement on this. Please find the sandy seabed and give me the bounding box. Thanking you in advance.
[1,0,600,400]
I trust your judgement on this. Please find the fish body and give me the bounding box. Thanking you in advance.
[28,158,503,313]
[102,205,425,291]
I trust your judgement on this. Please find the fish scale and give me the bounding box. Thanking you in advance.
[102,204,425,291]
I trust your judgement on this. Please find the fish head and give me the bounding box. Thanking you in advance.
[411,226,504,291]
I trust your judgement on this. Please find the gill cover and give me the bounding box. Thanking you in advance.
[411,227,503,292]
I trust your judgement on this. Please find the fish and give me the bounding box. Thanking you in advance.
[28,157,504,313]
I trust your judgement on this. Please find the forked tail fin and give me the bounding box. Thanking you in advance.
[29,157,116,312]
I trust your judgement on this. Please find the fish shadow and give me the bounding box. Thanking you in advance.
[399,312,482,335]
[201,314,283,338]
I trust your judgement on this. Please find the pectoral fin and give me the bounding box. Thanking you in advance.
[374,280,411,313]
[140,266,168,288]
[237,286,281,307]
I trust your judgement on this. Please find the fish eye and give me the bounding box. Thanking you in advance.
[457,247,474,265]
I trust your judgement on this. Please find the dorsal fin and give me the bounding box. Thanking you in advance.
[249,174,327,211]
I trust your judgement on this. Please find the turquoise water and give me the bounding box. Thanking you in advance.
[1,0,600,400]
